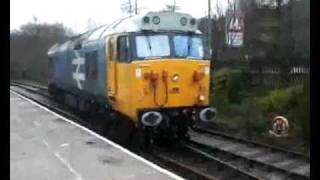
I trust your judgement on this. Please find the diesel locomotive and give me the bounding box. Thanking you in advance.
[48,11,216,146]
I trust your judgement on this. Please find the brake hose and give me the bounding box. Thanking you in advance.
[153,72,168,108]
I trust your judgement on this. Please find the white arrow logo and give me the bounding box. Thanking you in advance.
[72,51,86,90]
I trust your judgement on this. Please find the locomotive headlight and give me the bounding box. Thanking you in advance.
[143,16,150,23]
[190,18,196,25]
[180,17,188,26]
[152,16,160,24]
[172,73,180,82]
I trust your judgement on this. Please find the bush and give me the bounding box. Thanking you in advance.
[256,76,309,143]
[211,68,250,106]
[227,70,250,104]
[290,76,310,144]
[257,85,303,115]
[211,67,309,147]
[240,99,268,139]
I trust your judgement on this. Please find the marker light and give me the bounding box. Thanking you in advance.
[180,17,188,26]
[190,18,196,25]
[152,16,160,24]
[143,16,150,23]
[199,95,205,101]
[172,74,180,82]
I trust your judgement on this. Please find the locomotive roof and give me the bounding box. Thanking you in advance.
[104,11,199,34]
[48,11,201,55]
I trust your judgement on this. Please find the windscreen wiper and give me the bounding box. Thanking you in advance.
[187,33,193,56]
[145,33,153,57]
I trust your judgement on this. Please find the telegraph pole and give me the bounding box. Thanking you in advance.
[208,0,212,59]
[128,0,132,15]
[135,0,138,14]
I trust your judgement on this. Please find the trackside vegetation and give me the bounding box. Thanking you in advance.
[211,68,309,154]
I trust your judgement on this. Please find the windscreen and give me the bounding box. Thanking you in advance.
[173,35,204,59]
[134,33,206,60]
[135,35,170,59]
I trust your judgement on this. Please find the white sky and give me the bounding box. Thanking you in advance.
[10,0,229,33]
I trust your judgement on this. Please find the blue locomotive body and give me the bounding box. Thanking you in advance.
[48,34,108,109]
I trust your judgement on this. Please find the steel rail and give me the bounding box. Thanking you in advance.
[193,127,309,161]
[192,128,309,179]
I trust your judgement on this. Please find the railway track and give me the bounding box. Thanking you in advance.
[11,81,48,91]
[10,82,310,180]
[149,145,261,180]
[188,128,310,180]
[10,82,101,133]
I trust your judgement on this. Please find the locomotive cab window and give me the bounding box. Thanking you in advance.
[117,36,130,62]
[173,35,204,59]
[135,35,170,59]
[133,32,208,60]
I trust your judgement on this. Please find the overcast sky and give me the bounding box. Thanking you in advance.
[10,0,229,33]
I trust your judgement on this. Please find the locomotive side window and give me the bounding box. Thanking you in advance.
[48,57,54,77]
[85,51,98,80]
[117,36,129,62]
[108,37,115,61]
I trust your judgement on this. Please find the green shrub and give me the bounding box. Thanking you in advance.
[211,68,250,106]
[211,68,231,107]
[211,67,309,148]
[240,99,268,139]
[227,70,250,104]
[257,85,303,115]
[288,76,310,143]
[256,76,309,144]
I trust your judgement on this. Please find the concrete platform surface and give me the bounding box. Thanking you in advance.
[10,91,183,180]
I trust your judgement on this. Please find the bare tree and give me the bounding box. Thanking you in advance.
[10,22,73,84]
[135,0,138,14]
[215,0,224,18]
[85,19,98,31]
[164,0,180,12]
[121,0,134,15]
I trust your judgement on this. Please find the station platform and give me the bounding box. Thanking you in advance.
[10,91,183,180]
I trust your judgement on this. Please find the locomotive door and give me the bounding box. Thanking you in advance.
[107,36,117,97]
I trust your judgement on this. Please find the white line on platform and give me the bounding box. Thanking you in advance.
[54,152,83,180]
[10,90,185,180]
[42,139,83,180]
